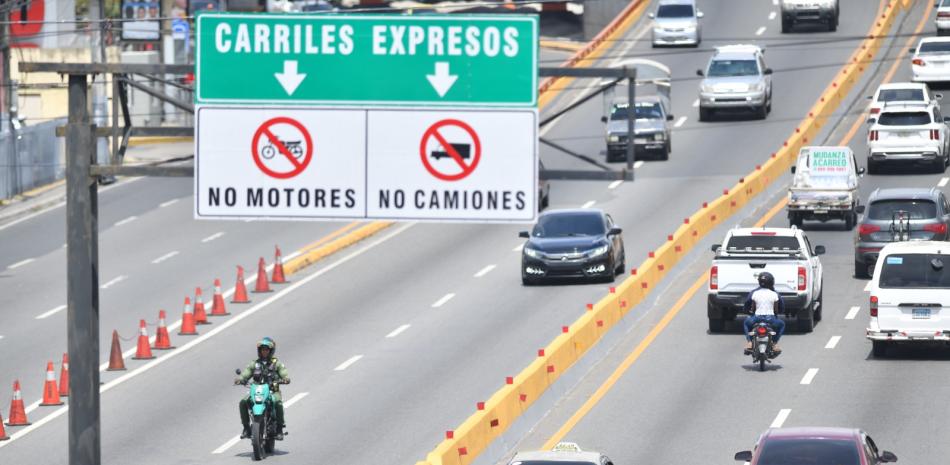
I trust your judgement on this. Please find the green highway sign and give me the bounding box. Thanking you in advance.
[195,13,538,107]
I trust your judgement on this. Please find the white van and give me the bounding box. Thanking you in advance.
[787,146,864,229]
[867,241,950,357]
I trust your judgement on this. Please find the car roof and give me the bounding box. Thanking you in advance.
[880,240,950,254]
[762,427,860,440]
[657,0,694,5]
[869,187,940,201]
[919,37,950,45]
[714,44,763,60]
[877,82,928,91]
[728,227,799,237]
[878,102,932,113]
[510,450,603,463]
[539,208,605,218]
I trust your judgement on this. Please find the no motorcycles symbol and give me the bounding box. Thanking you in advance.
[419,119,482,181]
[251,117,314,179]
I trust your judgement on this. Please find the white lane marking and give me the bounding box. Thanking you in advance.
[36,305,67,320]
[769,11,777,20]
[608,180,623,189]
[634,160,645,169]
[212,392,310,454]
[692,99,700,107]
[939,177,949,187]
[755,26,766,36]
[432,293,456,308]
[386,324,411,338]
[114,216,137,227]
[674,116,688,128]
[772,0,778,5]
[159,198,179,208]
[845,306,861,320]
[474,264,497,278]
[100,275,127,290]
[825,335,841,349]
[201,232,225,243]
[770,409,791,428]
[334,355,364,371]
[863,280,873,292]
[151,250,180,264]
[0,177,143,233]
[513,244,525,252]
[800,368,819,385]
[0,222,416,449]
[7,258,35,269]
[581,200,596,208]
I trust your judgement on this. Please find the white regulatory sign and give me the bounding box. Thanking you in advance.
[195,106,538,223]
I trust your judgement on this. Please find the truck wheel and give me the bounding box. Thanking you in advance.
[867,159,878,175]
[789,212,803,228]
[872,341,887,358]
[814,287,823,322]
[844,211,855,230]
[828,18,837,32]
[781,19,792,33]
[797,310,815,333]
[854,260,870,279]
[660,142,670,161]
[708,318,724,333]
[935,156,947,174]
[756,104,768,120]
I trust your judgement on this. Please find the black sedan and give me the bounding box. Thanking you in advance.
[519,209,625,285]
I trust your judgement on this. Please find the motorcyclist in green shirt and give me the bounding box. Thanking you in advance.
[235,337,290,440]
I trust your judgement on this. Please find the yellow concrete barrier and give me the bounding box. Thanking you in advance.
[282,222,392,276]
[419,2,911,464]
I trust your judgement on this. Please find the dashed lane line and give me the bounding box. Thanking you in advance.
[334,355,364,371]
[114,216,138,227]
[755,26,766,36]
[939,177,949,187]
[432,293,456,308]
[608,180,623,189]
[36,305,67,320]
[159,198,179,208]
[845,306,861,320]
[674,116,688,128]
[7,258,34,269]
[692,99,699,107]
[770,409,791,428]
[769,11,777,20]
[386,324,411,339]
[634,161,645,169]
[800,368,819,385]
[581,200,596,209]
[100,275,127,290]
[151,251,179,264]
[864,280,873,292]
[201,232,225,243]
[825,336,841,349]
[474,264,497,278]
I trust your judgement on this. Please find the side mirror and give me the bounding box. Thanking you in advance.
[866,95,874,100]
[608,227,623,236]
[519,231,530,238]
[235,368,242,375]
[697,11,704,18]
[814,245,826,256]
[696,69,704,77]
[667,114,675,121]
[910,47,917,53]
[601,116,608,123]
[880,451,898,463]
[791,166,797,174]
[867,118,876,124]
[735,451,753,462]
[858,167,867,175]
[936,93,944,99]
[764,68,774,75]
[856,205,866,214]
[943,116,950,122]
[711,244,721,252]
[648,12,655,18]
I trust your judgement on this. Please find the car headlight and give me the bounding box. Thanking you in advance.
[751,82,766,93]
[653,132,666,141]
[608,135,620,143]
[701,83,715,93]
[524,247,542,259]
[683,25,697,31]
[588,245,610,257]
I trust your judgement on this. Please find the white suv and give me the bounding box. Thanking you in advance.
[867,241,950,357]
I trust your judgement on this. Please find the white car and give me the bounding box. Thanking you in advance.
[867,241,950,357]
[866,102,950,173]
[911,37,950,84]
[649,0,703,47]
[866,82,941,123]
[508,442,616,465]
[937,0,950,35]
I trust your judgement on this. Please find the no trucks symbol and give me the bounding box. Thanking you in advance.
[251,117,314,179]
[419,119,482,181]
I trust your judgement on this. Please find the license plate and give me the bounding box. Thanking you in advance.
[913,308,931,319]
[634,138,649,144]
[896,132,916,138]
[814,209,829,214]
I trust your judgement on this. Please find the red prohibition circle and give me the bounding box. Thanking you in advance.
[419,119,482,182]
[250,117,314,179]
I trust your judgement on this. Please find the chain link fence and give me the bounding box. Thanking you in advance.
[0,118,66,200]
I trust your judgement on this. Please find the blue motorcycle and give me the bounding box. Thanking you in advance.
[235,364,282,460]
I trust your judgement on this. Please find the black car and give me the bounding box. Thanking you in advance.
[853,187,950,278]
[519,209,625,285]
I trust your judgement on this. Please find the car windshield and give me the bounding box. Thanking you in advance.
[532,213,606,237]
[877,88,925,102]
[756,439,860,465]
[880,253,950,288]
[876,111,931,125]
[724,235,800,251]
[657,4,693,17]
[919,41,950,54]
[707,59,758,77]
[867,199,937,220]
[611,103,663,120]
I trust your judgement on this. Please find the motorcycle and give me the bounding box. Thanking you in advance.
[745,321,779,371]
[235,365,285,461]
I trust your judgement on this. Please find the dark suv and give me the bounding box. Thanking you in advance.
[854,187,950,278]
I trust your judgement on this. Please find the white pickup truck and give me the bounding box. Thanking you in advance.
[708,227,825,333]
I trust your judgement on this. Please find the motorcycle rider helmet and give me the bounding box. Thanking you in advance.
[757,272,775,289]
[257,337,276,358]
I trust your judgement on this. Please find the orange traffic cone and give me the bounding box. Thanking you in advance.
[0,409,9,440]
[132,320,154,360]
[179,297,198,336]
[40,361,63,406]
[253,258,271,293]
[232,266,250,304]
[272,246,287,284]
[153,310,175,350]
[5,380,29,426]
[211,278,229,316]
[107,330,126,371]
[194,287,210,325]
[58,353,69,398]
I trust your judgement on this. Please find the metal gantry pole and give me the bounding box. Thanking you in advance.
[65,73,101,465]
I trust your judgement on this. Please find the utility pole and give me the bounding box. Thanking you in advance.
[89,0,111,183]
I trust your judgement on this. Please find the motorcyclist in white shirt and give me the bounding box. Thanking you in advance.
[743,272,785,353]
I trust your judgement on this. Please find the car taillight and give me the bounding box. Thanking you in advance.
[870,295,878,317]
[798,266,806,291]
[859,224,881,235]
[710,266,718,290]
[913,58,926,66]
[939,11,950,17]
[924,223,948,234]
[932,129,940,140]
[756,326,768,336]
[870,107,881,114]
[869,130,879,141]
